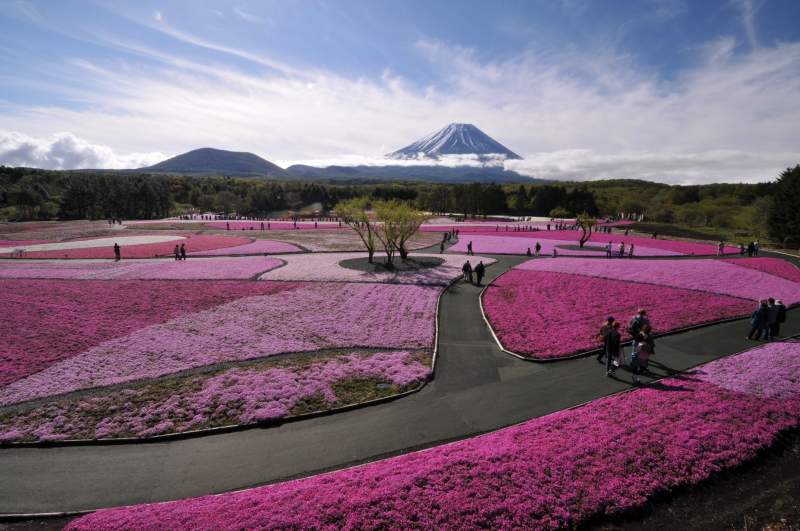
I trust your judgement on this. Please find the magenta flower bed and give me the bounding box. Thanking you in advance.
[0,280,306,388]
[187,239,302,256]
[694,342,800,400]
[482,270,754,359]
[448,232,736,256]
[206,221,347,230]
[0,350,431,442]
[20,234,252,259]
[721,257,800,284]
[0,282,439,406]
[0,257,284,280]
[515,258,800,305]
[63,355,800,530]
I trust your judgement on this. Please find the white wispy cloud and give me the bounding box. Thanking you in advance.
[0,130,166,170]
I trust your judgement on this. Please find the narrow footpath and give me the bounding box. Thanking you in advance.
[0,251,798,516]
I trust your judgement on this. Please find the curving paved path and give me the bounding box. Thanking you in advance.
[0,250,798,515]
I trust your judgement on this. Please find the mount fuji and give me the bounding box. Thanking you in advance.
[386,123,522,160]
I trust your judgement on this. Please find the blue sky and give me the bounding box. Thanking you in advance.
[1,0,799,184]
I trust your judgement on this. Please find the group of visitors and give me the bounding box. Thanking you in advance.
[462,260,486,285]
[596,309,654,384]
[605,242,634,258]
[747,298,787,340]
[173,244,187,260]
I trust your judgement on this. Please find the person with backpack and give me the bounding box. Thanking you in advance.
[474,261,486,285]
[595,316,615,363]
[627,309,650,339]
[774,300,787,337]
[534,242,541,257]
[462,260,473,283]
[747,301,769,340]
[631,324,654,384]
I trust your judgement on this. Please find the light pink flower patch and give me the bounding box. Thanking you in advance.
[0,283,439,406]
[0,257,283,280]
[0,280,307,387]
[482,270,754,359]
[515,257,800,304]
[721,257,800,284]
[448,235,681,256]
[0,350,431,442]
[206,221,348,230]
[187,240,302,255]
[693,342,800,400]
[63,354,800,531]
[19,234,252,259]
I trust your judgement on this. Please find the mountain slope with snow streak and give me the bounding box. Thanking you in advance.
[386,124,522,160]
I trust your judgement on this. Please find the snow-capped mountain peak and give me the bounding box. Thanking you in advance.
[386,123,522,160]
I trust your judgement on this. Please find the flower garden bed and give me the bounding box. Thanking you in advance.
[63,342,800,531]
[205,221,348,230]
[0,350,431,442]
[515,258,800,305]
[447,233,737,256]
[0,280,307,388]
[0,257,284,280]
[482,270,754,359]
[12,234,252,259]
[187,239,302,255]
[721,257,800,284]
[0,282,439,406]
[258,253,495,285]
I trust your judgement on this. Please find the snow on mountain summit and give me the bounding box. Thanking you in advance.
[386,124,522,160]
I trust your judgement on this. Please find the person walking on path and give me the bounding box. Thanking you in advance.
[596,316,615,363]
[526,247,531,257]
[717,241,725,256]
[627,309,650,339]
[467,241,474,256]
[618,242,625,257]
[747,301,769,340]
[113,243,121,261]
[747,242,755,257]
[754,240,761,256]
[605,322,622,376]
[174,245,180,260]
[774,300,787,337]
[535,242,541,257]
[631,324,654,384]
[739,243,746,255]
[462,260,473,283]
[440,241,445,254]
[606,242,612,258]
[628,243,635,258]
[765,298,779,340]
[180,243,186,260]
[474,261,486,285]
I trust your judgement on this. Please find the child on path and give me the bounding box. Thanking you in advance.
[596,316,614,363]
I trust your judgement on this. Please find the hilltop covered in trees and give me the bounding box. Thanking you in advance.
[1,165,797,246]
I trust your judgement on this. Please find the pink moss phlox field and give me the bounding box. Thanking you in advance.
[0,257,283,280]
[721,257,800,284]
[515,258,800,305]
[258,253,496,284]
[0,280,306,387]
[0,351,430,442]
[20,234,252,259]
[63,367,800,530]
[693,342,800,400]
[206,221,348,230]
[187,239,302,256]
[482,270,754,359]
[0,283,439,406]
[449,233,737,256]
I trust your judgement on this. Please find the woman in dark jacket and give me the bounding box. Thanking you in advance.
[747,301,769,340]
[605,322,622,377]
[774,300,787,337]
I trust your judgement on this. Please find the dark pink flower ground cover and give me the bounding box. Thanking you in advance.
[721,257,800,284]
[20,234,252,259]
[0,280,307,387]
[482,270,754,359]
[64,361,800,531]
[0,350,431,442]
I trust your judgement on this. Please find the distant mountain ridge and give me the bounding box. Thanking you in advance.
[138,148,294,178]
[386,123,522,160]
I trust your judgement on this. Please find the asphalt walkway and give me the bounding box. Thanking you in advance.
[0,251,798,515]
